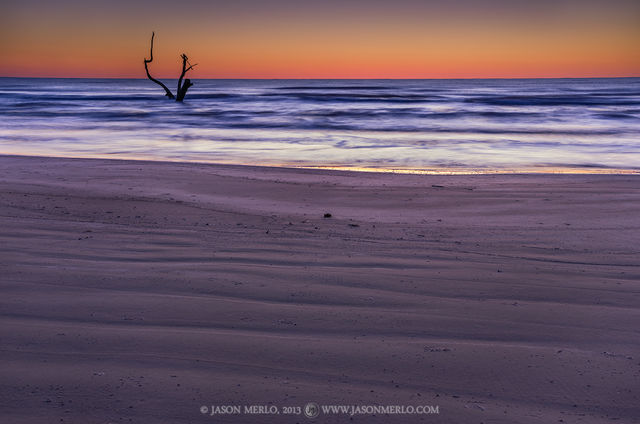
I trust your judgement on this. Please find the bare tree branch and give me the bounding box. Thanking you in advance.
[176,53,196,102]
[143,32,175,99]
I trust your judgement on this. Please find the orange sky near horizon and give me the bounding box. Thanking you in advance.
[1,0,639,79]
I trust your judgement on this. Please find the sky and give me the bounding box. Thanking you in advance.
[1,0,639,78]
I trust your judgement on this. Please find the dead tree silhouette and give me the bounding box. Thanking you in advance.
[144,32,196,102]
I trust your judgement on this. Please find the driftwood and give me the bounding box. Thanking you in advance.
[143,32,196,102]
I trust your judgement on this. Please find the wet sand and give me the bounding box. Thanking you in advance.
[0,155,638,423]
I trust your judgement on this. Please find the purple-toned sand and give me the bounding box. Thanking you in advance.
[1,155,638,423]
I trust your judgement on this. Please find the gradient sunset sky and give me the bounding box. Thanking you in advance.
[1,0,639,78]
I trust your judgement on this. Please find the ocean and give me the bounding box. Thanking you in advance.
[1,77,639,173]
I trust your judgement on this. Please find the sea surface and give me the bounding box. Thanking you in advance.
[1,77,639,173]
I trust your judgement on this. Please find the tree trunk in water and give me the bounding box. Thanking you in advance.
[176,79,193,102]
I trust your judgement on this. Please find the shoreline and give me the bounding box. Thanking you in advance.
[2,153,639,175]
[1,154,638,423]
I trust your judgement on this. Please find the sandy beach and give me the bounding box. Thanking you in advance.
[0,154,638,423]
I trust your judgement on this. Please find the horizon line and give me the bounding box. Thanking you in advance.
[1,75,639,81]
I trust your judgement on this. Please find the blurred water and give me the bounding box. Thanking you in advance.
[1,77,639,172]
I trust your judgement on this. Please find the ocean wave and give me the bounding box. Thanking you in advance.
[595,112,640,120]
[4,94,162,102]
[466,95,640,106]
[275,85,395,90]
[259,92,441,103]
